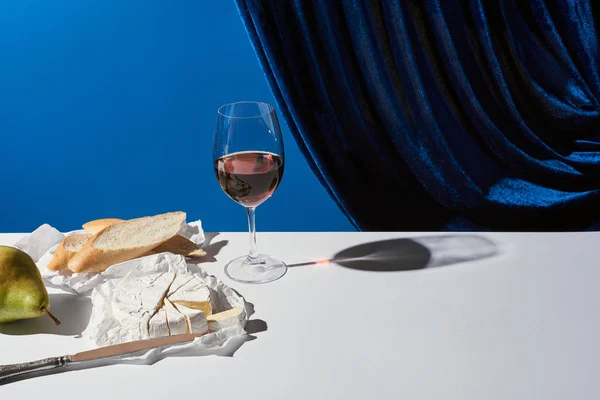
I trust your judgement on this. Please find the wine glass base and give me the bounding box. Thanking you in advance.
[224,254,287,284]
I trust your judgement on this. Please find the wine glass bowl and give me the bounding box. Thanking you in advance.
[215,151,284,208]
[213,101,287,284]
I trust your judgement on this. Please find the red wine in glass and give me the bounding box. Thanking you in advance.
[215,151,284,208]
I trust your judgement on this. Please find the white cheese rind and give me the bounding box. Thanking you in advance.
[167,274,195,297]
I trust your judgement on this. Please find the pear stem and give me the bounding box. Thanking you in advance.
[42,307,61,326]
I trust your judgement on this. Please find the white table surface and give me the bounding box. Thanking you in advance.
[1,231,599,399]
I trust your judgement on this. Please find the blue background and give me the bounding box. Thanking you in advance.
[0,1,353,233]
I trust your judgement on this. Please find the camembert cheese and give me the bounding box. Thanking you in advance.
[109,271,231,342]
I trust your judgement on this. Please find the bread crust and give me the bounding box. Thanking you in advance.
[68,212,187,273]
[82,217,205,258]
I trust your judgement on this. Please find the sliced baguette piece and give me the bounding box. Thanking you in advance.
[47,233,92,271]
[82,217,206,258]
[68,211,187,273]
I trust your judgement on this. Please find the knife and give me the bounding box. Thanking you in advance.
[0,332,203,383]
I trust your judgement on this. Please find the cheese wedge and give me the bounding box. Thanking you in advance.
[174,303,208,335]
[168,275,212,316]
[164,298,188,335]
[112,272,176,341]
[148,307,170,338]
[207,307,245,332]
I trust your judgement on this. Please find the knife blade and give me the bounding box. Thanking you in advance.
[0,333,203,383]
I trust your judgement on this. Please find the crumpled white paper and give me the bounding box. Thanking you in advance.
[14,220,205,294]
[82,252,249,362]
[14,223,64,263]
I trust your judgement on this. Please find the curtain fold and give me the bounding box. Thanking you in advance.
[235,0,600,231]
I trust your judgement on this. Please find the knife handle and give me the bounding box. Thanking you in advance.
[0,355,71,383]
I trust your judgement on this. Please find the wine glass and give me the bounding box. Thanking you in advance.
[213,101,287,284]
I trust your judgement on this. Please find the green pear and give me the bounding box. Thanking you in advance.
[0,245,60,325]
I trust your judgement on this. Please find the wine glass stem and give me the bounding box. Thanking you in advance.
[246,207,258,260]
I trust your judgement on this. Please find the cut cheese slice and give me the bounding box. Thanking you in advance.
[112,272,175,341]
[174,303,208,335]
[207,307,245,332]
[149,307,170,338]
[168,275,212,316]
[164,298,187,335]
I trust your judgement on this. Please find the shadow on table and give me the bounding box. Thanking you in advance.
[288,235,499,272]
[0,293,92,337]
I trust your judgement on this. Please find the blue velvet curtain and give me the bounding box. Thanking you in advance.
[235,0,600,231]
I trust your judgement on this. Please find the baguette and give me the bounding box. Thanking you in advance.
[68,211,187,273]
[47,233,92,271]
[82,217,205,258]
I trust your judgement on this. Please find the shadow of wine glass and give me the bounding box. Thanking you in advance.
[0,293,92,337]
[288,235,499,272]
